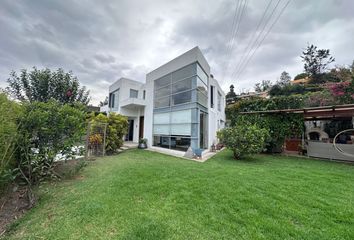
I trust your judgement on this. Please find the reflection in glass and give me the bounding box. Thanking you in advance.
[172,77,192,94]
[154,96,170,108]
[172,91,192,105]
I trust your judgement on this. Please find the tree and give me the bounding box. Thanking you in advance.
[89,113,128,154]
[99,96,109,107]
[301,44,335,83]
[226,84,237,104]
[218,123,268,159]
[327,66,353,82]
[0,93,22,189]
[327,76,354,104]
[278,71,291,87]
[294,73,308,80]
[254,80,272,93]
[7,67,90,105]
[16,100,86,184]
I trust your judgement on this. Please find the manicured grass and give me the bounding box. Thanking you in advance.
[4,149,354,239]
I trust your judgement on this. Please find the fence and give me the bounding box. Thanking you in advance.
[85,121,107,159]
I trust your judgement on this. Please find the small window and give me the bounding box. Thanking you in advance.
[143,90,146,99]
[130,89,138,98]
[217,91,222,111]
[210,86,214,108]
[109,92,115,108]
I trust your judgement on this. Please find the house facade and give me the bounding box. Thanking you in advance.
[108,47,225,154]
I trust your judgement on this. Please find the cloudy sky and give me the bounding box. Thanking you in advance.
[1,0,353,104]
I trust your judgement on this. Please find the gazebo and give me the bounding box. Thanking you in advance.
[240,104,354,161]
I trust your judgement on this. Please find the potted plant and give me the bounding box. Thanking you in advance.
[138,138,148,149]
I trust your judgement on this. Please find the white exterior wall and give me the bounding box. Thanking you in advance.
[208,77,226,146]
[108,46,226,151]
[143,79,154,147]
[108,78,146,143]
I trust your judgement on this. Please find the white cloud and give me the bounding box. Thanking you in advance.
[0,0,353,103]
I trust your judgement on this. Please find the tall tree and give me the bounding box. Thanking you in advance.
[226,85,237,105]
[254,80,272,92]
[7,67,90,105]
[278,71,291,87]
[99,96,109,107]
[301,44,335,83]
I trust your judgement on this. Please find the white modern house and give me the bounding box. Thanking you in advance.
[108,46,225,156]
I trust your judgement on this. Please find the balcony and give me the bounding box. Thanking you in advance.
[120,97,146,109]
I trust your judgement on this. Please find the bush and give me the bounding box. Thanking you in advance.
[226,96,305,153]
[0,93,22,189]
[90,113,128,154]
[16,100,86,184]
[294,73,308,80]
[218,123,268,159]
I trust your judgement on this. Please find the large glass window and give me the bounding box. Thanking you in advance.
[153,125,170,135]
[172,77,193,94]
[153,63,209,151]
[171,109,191,123]
[154,97,170,108]
[130,89,138,98]
[109,89,119,111]
[153,136,170,149]
[170,137,191,151]
[172,64,195,82]
[197,64,208,85]
[172,91,192,105]
[155,85,170,98]
[197,90,208,107]
[197,77,207,96]
[154,112,170,124]
[171,124,191,135]
[155,75,171,88]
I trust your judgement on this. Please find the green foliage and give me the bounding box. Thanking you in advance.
[218,123,268,159]
[226,96,304,152]
[254,80,272,93]
[327,77,354,104]
[17,100,86,184]
[7,67,90,105]
[301,44,335,83]
[294,73,308,80]
[304,91,337,107]
[0,93,22,189]
[90,113,128,154]
[268,83,324,97]
[226,84,237,104]
[278,71,291,87]
[327,67,353,82]
[4,150,354,240]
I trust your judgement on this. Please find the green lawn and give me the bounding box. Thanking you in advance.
[4,149,354,240]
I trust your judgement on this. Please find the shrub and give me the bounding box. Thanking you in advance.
[294,73,309,80]
[326,77,354,104]
[16,100,86,184]
[218,123,268,159]
[226,96,305,153]
[90,113,128,154]
[0,93,22,189]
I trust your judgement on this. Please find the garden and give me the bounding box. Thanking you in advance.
[0,68,128,235]
[2,149,354,239]
[1,53,354,239]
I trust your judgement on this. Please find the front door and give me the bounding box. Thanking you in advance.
[139,116,144,139]
[125,119,134,141]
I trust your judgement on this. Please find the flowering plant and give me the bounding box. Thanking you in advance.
[326,78,354,104]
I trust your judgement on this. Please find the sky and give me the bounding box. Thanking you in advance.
[1,0,353,105]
